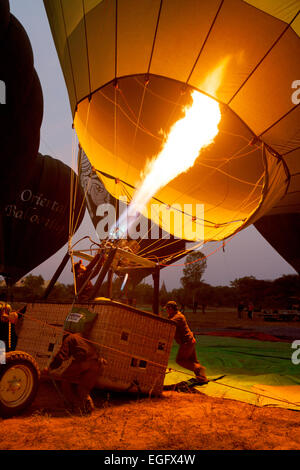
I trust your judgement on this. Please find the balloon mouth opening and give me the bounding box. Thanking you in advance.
[75,74,287,242]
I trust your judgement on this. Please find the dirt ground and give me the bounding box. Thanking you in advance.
[1,381,300,451]
[1,307,300,451]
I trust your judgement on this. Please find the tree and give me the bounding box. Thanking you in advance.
[47,283,75,302]
[180,251,207,311]
[169,288,189,310]
[230,276,274,308]
[23,274,44,292]
[213,285,236,307]
[195,282,214,314]
[159,281,169,307]
[180,251,207,291]
[21,274,45,299]
[270,275,300,308]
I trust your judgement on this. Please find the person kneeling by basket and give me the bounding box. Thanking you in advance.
[43,329,107,414]
[165,301,208,384]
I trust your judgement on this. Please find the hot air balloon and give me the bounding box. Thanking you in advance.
[0,1,86,286]
[0,0,43,201]
[42,0,300,274]
[3,1,300,413]
[78,148,187,271]
[0,153,85,285]
[254,214,300,274]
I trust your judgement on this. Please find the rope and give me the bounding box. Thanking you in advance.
[227,9,300,106]
[161,141,262,214]
[197,161,263,187]
[92,79,265,245]
[8,321,11,350]
[158,230,238,267]
[147,0,163,75]
[59,0,78,105]
[82,0,92,100]
[97,87,162,141]
[95,166,246,227]
[166,366,300,409]
[17,309,168,371]
[213,380,300,408]
[16,309,300,409]
[185,0,224,84]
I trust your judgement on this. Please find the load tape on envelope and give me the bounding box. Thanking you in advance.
[64,307,97,334]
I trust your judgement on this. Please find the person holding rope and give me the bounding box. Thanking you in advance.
[43,326,107,414]
[165,301,208,384]
[0,301,19,351]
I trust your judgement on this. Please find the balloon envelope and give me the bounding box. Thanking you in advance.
[255,214,300,275]
[0,3,43,199]
[44,0,300,248]
[0,5,86,285]
[79,149,186,276]
[0,154,85,284]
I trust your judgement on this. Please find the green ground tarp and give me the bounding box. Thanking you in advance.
[164,335,300,411]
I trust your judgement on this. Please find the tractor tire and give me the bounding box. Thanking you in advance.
[0,351,40,418]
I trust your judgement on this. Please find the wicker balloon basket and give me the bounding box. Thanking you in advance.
[17,300,175,396]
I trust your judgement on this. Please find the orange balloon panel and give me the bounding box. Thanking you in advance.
[44,0,298,243]
[74,75,285,240]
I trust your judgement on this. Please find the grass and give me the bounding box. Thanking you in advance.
[1,306,299,450]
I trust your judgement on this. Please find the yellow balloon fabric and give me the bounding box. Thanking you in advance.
[44,0,300,242]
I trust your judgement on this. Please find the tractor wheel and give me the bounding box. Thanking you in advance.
[0,351,40,418]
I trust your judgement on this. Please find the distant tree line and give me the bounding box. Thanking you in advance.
[1,250,299,310]
[0,275,75,303]
[1,272,299,312]
[160,252,300,312]
[0,273,158,305]
[160,275,300,312]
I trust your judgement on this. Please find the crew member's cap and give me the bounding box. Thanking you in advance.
[165,301,178,310]
[0,302,12,312]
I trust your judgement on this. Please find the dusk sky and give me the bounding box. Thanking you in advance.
[9,0,297,290]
